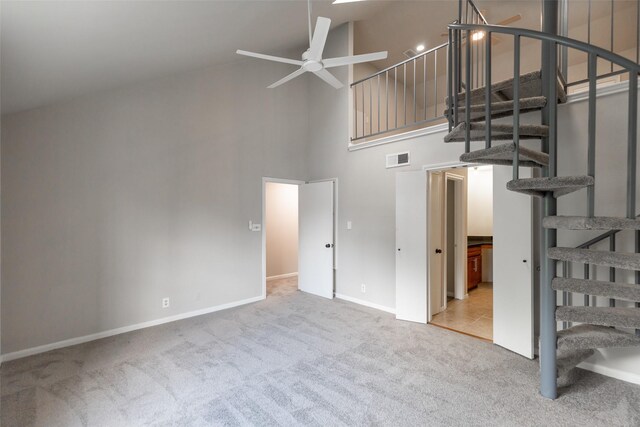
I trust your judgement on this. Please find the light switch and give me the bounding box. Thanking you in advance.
[347,221,352,230]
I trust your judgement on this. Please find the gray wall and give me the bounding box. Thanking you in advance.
[1,53,310,353]
[308,23,464,309]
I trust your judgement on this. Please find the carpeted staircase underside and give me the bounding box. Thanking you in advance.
[448,70,567,105]
[445,96,548,122]
[552,277,640,302]
[444,122,549,142]
[556,324,640,351]
[557,306,640,329]
[506,176,594,198]
[548,247,640,270]
[459,143,549,167]
[543,215,640,230]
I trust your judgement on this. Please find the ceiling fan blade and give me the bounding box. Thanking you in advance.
[267,68,306,89]
[309,17,331,60]
[497,14,522,26]
[313,68,343,89]
[323,51,388,68]
[236,50,303,66]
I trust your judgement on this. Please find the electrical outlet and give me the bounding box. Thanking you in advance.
[162,297,170,308]
[361,284,366,293]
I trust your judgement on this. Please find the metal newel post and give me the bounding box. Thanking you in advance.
[540,0,559,401]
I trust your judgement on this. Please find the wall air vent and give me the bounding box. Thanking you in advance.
[386,151,410,169]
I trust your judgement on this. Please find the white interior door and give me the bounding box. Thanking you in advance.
[493,166,534,358]
[429,172,445,317]
[445,174,468,301]
[298,181,334,299]
[395,171,427,323]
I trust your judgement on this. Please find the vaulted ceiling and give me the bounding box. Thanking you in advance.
[3,1,637,115]
[0,0,390,114]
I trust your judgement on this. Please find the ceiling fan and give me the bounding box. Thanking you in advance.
[440,13,523,44]
[236,1,387,89]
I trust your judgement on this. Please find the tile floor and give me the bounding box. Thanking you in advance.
[430,282,493,341]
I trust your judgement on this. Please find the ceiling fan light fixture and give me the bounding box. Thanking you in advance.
[236,0,387,89]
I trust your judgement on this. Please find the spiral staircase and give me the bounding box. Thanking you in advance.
[445,3,640,399]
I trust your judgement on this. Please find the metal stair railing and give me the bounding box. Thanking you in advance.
[349,0,489,143]
[559,0,640,90]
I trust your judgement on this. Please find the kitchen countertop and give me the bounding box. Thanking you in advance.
[467,237,493,247]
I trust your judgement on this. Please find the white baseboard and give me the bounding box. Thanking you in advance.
[0,295,265,363]
[335,293,395,315]
[266,272,298,281]
[578,361,640,386]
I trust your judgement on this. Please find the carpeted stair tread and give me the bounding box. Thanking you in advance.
[459,143,548,167]
[444,96,547,121]
[448,70,567,106]
[506,176,594,198]
[556,348,595,378]
[553,277,640,302]
[548,247,640,270]
[556,306,640,329]
[444,122,549,142]
[543,216,640,230]
[557,324,640,351]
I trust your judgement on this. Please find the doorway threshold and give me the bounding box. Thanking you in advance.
[428,323,492,343]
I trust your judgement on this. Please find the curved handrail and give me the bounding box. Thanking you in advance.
[449,23,640,73]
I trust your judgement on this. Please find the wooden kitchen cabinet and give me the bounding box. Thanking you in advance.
[467,246,482,291]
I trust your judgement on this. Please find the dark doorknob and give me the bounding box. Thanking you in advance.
[325,243,334,248]
[435,248,442,254]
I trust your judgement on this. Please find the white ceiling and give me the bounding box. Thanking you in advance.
[1,0,391,114]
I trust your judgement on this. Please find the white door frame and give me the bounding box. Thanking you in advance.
[444,172,467,303]
[262,177,338,299]
[422,162,468,321]
[261,177,305,299]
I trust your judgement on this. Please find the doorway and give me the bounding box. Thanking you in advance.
[395,164,534,358]
[265,181,300,297]
[428,166,494,341]
[262,178,336,300]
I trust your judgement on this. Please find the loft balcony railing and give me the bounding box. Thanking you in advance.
[350,0,640,143]
[350,0,486,143]
[350,43,449,143]
[560,0,640,90]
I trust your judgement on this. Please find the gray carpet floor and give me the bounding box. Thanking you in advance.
[2,276,640,426]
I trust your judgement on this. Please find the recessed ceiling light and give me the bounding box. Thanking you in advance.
[333,0,365,4]
[416,44,425,52]
[472,31,485,41]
